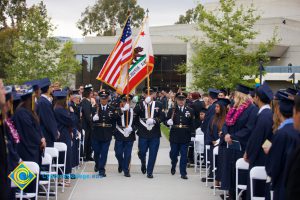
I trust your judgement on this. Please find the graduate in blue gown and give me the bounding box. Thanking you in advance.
[13,86,45,193]
[244,83,274,199]
[53,90,75,185]
[207,98,230,187]
[221,84,258,199]
[36,78,59,147]
[266,94,300,200]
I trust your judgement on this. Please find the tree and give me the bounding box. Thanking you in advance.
[0,0,27,78]
[54,41,81,86]
[179,0,278,91]
[5,2,59,84]
[175,5,202,24]
[77,0,145,36]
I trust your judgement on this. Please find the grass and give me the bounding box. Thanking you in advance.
[161,124,170,140]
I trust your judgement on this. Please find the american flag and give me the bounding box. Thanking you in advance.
[96,17,133,89]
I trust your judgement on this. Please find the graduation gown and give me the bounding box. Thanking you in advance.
[245,107,273,199]
[286,145,300,200]
[54,106,74,174]
[37,96,58,147]
[0,119,9,200]
[266,123,300,200]
[201,101,217,141]
[14,107,43,164]
[221,104,258,194]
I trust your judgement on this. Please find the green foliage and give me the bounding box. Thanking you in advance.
[4,2,81,86]
[54,41,81,86]
[5,2,59,84]
[77,0,145,36]
[179,0,279,91]
[175,4,202,24]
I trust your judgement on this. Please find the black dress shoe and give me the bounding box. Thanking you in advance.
[181,175,188,180]
[201,177,213,182]
[99,173,106,177]
[94,166,99,172]
[141,164,146,174]
[171,168,176,175]
[147,174,153,178]
[124,173,131,177]
[118,166,122,173]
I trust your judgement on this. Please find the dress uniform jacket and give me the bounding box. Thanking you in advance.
[114,108,136,142]
[92,105,117,141]
[165,106,194,144]
[134,101,165,139]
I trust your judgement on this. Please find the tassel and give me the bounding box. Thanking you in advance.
[10,99,13,115]
[32,93,35,111]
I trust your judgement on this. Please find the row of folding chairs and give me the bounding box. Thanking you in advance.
[13,142,68,200]
[193,132,270,200]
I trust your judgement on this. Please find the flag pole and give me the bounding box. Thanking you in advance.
[145,9,151,118]
[126,10,132,128]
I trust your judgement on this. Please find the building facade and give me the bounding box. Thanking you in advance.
[73,0,300,92]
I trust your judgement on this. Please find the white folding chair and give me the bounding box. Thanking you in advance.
[205,144,213,186]
[45,147,59,200]
[250,166,267,200]
[54,142,68,193]
[213,146,220,195]
[194,134,204,173]
[15,161,40,200]
[235,158,249,200]
[39,153,52,200]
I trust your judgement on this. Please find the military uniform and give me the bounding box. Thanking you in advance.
[165,92,194,179]
[92,91,117,177]
[134,87,165,178]
[114,94,136,177]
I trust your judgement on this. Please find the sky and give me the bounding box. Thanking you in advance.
[26,0,217,38]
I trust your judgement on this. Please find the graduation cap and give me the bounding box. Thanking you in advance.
[20,87,33,101]
[256,83,274,102]
[12,92,21,102]
[175,92,187,100]
[236,84,253,95]
[120,94,133,101]
[98,90,110,99]
[286,88,297,96]
[274,91,288,100]
[208,88,220,99]
[5,86,13,102]
[24,80,40,91]
[53,90,68,100]
[142,87,155,94]
[278,94,294,115]
[216,98,231,107]
[200,107,208,113]
[39,78,51,90]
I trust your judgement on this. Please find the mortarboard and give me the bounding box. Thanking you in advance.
[236,84,252,95]
[53,90,68,100]
[256,83,274,102]
[208,88,220,99]
[216,98,231,107]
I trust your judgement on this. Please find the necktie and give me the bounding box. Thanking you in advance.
[103,106,105,111]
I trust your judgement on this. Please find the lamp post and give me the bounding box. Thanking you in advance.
[288,63,295,87]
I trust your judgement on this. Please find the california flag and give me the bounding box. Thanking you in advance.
[119,16,154,94]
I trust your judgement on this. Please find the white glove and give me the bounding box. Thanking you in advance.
[124,126,133,134]
[167,119,173,126]
[145,96,152,104]
[146,118,155,125]
[93,114,99,121]
[121,103,130,111]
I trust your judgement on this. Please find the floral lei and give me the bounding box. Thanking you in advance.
[225,100,252,126]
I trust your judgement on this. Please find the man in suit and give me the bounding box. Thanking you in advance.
[134,87,165,178]
[165,92,194,179]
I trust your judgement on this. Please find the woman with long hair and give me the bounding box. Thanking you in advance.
[220,84,258,199]
[53,90,75,186]
[207,98,230,188]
